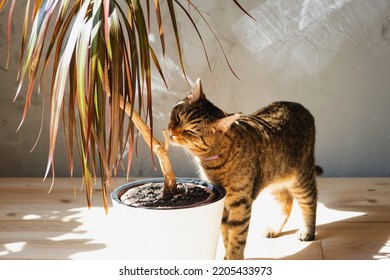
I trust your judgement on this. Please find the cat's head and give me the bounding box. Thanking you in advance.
[168,79,240,157]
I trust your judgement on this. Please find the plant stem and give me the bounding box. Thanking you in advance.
[119,96,177,196]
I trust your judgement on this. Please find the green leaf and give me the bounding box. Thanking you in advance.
[15,0,61,130]
[45,0,91,180]
[38,0,71,92]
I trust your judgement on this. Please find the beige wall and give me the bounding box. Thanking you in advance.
[1,0,390,178]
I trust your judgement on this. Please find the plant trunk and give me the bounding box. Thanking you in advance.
[119,96,177,196]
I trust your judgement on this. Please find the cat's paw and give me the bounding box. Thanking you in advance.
[297,231,315,241]
[262,228,281,238]
[224,253,244,260]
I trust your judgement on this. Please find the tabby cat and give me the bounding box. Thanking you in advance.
[168,79,320,260]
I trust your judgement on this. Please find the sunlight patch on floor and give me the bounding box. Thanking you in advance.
[216,193,367,260]
[0,242,27,256]
[47,206,120,259]
[374,241,390,260]
[316,202,366,225]
[22,214,42,220]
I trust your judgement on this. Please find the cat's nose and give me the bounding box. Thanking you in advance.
[169,128,179,137]
[168,129,177,140]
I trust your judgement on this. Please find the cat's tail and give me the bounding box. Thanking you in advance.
[315,166,324,176]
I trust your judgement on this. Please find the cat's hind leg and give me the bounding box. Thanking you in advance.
[290,177,317,241]
[261,187,293,238]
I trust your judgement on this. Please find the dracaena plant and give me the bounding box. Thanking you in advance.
[2,0,250,213]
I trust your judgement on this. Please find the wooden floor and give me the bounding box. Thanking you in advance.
[0,177,389,260]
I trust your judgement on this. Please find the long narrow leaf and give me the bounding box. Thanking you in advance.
[38,0,71,92]
[64,54,77,177]
[45,0,90,179]
[184,0,240,80]
[5,0,15,68]
[149,46,168,89]
[132,0,156,167]
[77,15,94,207]
[154,0,165,56]
[173,0,212,74]
[103,0,112,59]
[15,0,60,130]
[89,0,112,182]
[107,5,123,178]
[166,0,188,84]
[232,0,256,21]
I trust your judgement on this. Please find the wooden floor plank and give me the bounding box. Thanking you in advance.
[317,178,390,207]
[318,223,390,260]
[1,239,107,260]
[244,239,323,260]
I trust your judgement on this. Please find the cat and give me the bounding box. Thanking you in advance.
[168,79,321,260]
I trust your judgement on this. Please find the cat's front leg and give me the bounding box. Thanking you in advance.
[221,207,229,251]
[223,194,253,260]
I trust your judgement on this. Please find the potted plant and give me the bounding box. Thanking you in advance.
[2,0,251,259]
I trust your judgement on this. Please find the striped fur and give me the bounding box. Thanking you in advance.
[168,80,319,260]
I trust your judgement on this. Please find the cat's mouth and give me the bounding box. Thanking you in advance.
[168,128,207,156]
[167,129,181,146]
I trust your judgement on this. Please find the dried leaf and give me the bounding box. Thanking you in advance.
[154,0,165,56]
[166,0,188,84]
[185,1,240,80]
[5,0,15,68]
[173,0,212,74]
[232,0,256,21]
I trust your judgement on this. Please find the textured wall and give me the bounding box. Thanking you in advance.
[1,0,390,179]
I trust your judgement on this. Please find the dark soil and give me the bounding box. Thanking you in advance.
[120,182,214,208]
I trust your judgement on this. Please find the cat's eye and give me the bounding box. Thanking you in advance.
[183,129,196,136]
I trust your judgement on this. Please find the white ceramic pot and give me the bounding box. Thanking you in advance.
[111,178,226,260]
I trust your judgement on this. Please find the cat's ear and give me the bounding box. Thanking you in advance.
[188,78,205,103]
[213,113,241,133]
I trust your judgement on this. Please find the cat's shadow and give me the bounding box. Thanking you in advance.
[216,179,390,260]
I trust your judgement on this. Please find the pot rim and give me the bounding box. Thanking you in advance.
[111,177,226,210]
